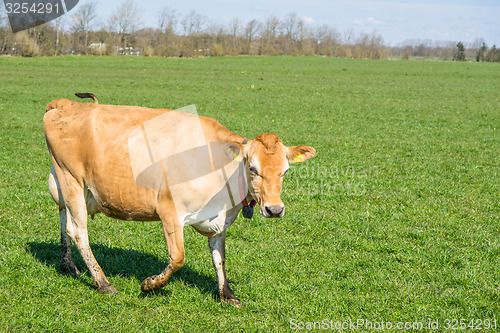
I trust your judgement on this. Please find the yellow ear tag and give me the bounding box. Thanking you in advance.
[233,152,242,162]
[293,154,304,163]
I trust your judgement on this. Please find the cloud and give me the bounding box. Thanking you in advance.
[367,16,382,25]
[353,17,382,26]
[302,16,315,24]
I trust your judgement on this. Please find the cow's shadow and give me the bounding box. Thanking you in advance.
[27,242,219,300]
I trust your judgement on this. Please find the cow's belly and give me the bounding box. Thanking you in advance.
[94,200,159,221]
[186,205,241,235]
[87,184,159,221]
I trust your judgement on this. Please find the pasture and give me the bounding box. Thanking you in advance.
[0,56,498,331]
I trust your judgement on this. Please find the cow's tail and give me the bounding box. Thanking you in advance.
[75,93,99,104]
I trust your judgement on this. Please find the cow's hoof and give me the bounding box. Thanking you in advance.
[98,283,118,294]
[222,297,242,308]
[141,275,158,293]
[60,262,81,276]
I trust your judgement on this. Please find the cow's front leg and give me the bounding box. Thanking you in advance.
[209,231,241,307]
[141,215,185,293]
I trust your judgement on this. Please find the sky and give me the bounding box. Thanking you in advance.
[90,0,499,46]
[7,0,500,46]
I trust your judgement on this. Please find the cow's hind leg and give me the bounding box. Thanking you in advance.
[49,167,80,275]
[55,171,117,294]
[209,231,241,307]
[65,196,117,294]
[59,208,81,275]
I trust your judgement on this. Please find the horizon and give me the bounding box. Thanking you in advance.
[78,0,499,47]
[1,0,499,46]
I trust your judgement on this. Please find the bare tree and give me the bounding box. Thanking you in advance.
[245,19,260,54]
[53,16,66,55]
[283,13,303,41]
[260,16,280,54]
[230,18,241,37]
[109,0,142,48]
[70,1,98,54]
[342,29,354,45]
[227,18,242,54]
[265,16,280,40]
[158,7,178,35]
[179,10,210,57]
[469,37,486,61]
[0,5,13,54]
[281,13,304,54]
[315,24,339,56]
[155,7,179,57]
[181,10,208,35]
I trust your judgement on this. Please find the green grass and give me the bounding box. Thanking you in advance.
[0,56,499,332]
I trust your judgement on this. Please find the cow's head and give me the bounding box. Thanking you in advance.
[231,133,315,218]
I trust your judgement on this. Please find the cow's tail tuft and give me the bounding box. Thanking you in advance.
[75,93,99,104]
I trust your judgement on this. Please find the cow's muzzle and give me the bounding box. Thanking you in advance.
[260,203,285,218]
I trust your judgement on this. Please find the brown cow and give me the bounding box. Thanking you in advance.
[44,95,315,306]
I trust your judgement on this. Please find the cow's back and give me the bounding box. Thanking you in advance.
[44,101,170,220]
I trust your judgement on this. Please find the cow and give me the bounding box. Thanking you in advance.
[44,94,316,307]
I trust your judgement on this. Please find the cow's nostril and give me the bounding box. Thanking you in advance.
[264,205,284,217]
[265,206,273,216]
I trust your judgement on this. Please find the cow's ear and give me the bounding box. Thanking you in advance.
[286,145,316,163]
[224,142,244,161]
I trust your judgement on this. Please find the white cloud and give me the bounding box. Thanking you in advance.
[367,16,382,25]
[397,17,407,22]
[302,16,315,24]
[353,17,382,26]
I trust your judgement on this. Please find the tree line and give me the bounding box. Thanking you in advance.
[0,0,498,62]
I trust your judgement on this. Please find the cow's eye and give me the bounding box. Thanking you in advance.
[281,169,289,177]
[249,166,258,175]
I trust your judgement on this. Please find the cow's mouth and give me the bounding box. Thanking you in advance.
[260,204,285,218]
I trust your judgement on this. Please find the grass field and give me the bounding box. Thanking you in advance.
[0,56,499,332]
